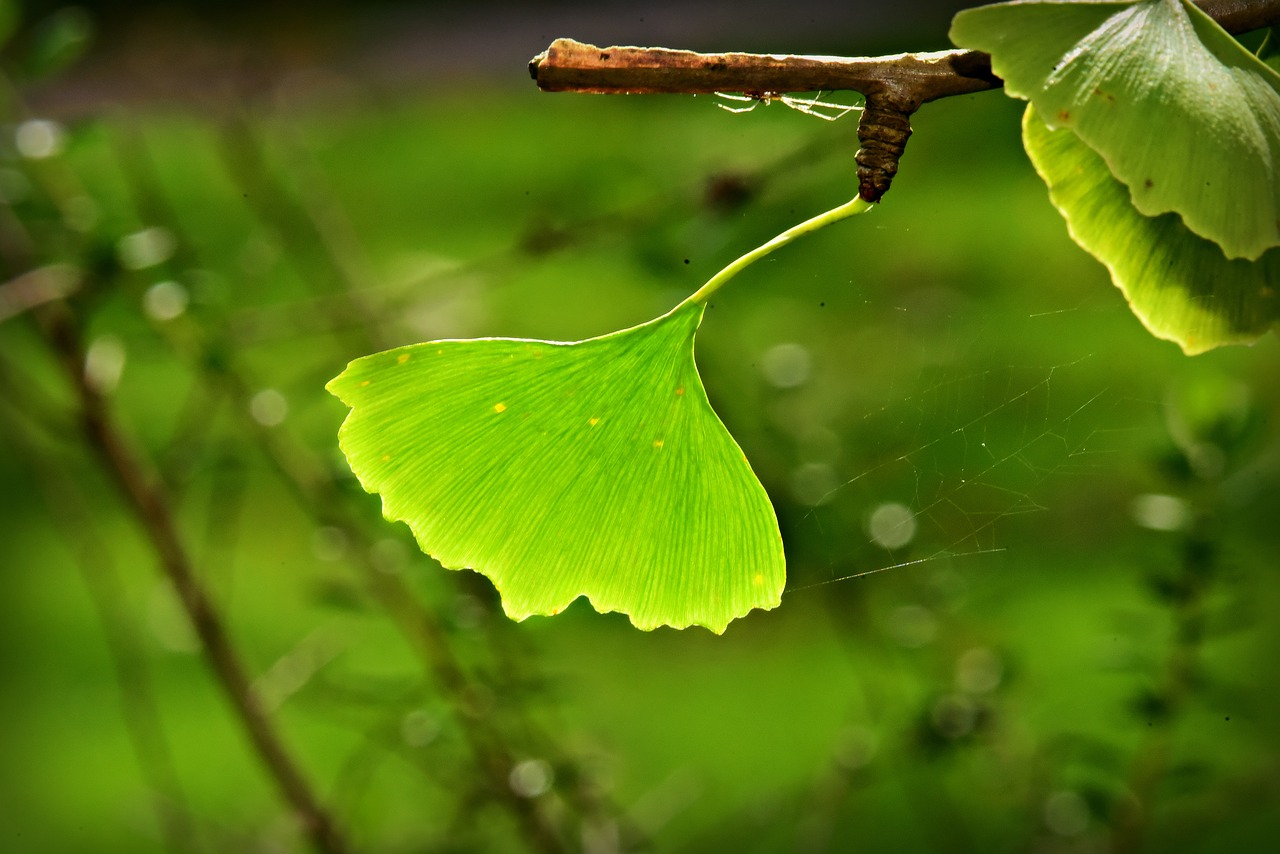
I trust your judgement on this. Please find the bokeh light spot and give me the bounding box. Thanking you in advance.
[117,226,177,271]
[15,119,66,159]
[84,335,126,393]
[1130,493,1190,532]
[250,388,288,426]
[867,501,917,549]
[760,342,812,388]
[509,758,554,798]
[791,462,837,506]
[887,604,938,648]
[143,280,190,322]
[1043,790,1090,836]
[401,710,441,748]
[955,647,1003,694]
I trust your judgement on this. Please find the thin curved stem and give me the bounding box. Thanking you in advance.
[684,195,873,306]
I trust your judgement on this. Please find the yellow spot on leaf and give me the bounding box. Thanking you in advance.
[675,387,685,396]
[381,454,392,462]
[360,380,370,387]
[397,353,410,365]
[494,402,507,413]
[588,417,600,426]
[653,439,664,449]
[753,573,764,586]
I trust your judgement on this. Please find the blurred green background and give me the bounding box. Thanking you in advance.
[2,1,1278,851]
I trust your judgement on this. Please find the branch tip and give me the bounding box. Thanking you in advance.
[529,1,1280,201]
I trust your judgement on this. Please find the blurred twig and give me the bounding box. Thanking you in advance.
[1110,514,1219,853]
[0,72,351,849]
[109,114,575,852]
[32,304,350,854]
[0,366,201,854]
[213,109,390,350]
[220,114,847,350]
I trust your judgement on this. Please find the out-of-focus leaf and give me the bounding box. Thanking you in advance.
[951,0,1280,261]
[1259,27,1280,74]
[0,1,19,51]
[23,7,93,81]
[1022,104,1279,353]
[327,300,784,633]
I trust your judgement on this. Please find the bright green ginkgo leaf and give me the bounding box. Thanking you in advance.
[951,0,1280,260]
[327,195,871,633]
[327,300,784,633]
[1023,104,1280,353]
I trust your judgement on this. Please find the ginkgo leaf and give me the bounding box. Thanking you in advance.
[1023,104,1280,353]
[327,300,784,633]
[951,0,1280,261]
[326,195,871,633]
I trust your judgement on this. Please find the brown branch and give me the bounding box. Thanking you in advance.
[529,0,1280,201]
[36,306,349,854]
[530,39,997,102]
[1202,0,1280,32]
[529,0,1279,98]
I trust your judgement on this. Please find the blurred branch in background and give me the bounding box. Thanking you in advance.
[0,367,199,852]
[108,92,630,852]
[1,72,345,851]
[1111,385,1268,853]
[37,298,350,853]
[0,7,647,843]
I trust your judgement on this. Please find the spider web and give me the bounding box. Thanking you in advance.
[758,320,1128,594]
[696,96,1128,588]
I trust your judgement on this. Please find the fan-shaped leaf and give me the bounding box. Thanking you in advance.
[951,0,1280,260]
[327,300,784,633]
[1023,104,1280,353]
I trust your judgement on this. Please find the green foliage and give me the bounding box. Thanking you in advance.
[329,187,870,632]
[0,1,18,51]
[951,0,1280,351]
[328,300,784,633]
[7,5,1280,852]
[1260,27,1280,73]
[951,0,1280,260]
[5,79,1280,854]
[1022,104,1280,352]
[20,6,92,81]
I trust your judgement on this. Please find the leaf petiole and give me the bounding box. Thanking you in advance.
[683,195,874,306]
